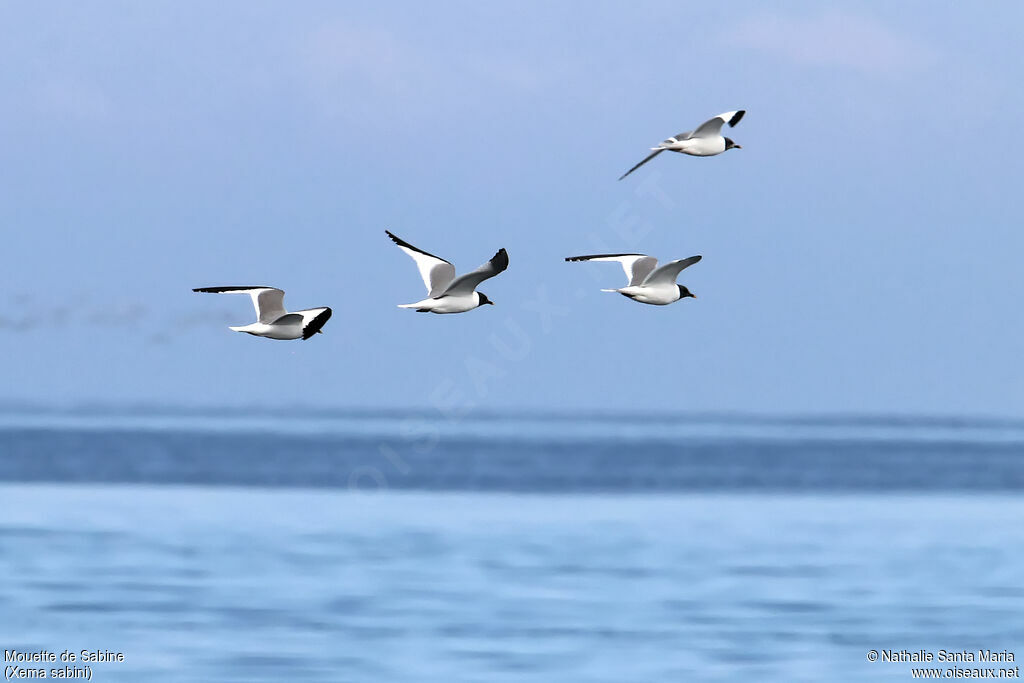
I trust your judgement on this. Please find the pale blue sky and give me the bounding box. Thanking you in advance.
[2,1,1023,416]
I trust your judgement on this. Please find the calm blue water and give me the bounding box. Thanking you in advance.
[2,411,1024,681]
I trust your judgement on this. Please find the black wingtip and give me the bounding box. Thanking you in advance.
[385,229,414,250]
[565,253,645,262]
[192,286,270,293]
[728,110,745,127]
[385,230,452,264]
[302,308,332,340]
[493,247,509,271]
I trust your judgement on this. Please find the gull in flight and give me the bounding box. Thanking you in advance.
[386,230,508,314]
[192,286,332,340]
[565,253,702,306]
[619,110,745,180]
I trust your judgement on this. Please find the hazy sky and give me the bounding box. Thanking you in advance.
[2,1,1023,416]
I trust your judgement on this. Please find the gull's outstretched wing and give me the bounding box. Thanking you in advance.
[642,255,702,286]
[618,149,664,180]
[691,110,745,139]
[192,286,286,323]
[441,248,509,296]
[564,254,658,286]
[386,230,457,297]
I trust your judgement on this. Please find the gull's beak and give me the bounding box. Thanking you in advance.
[690,294,697,299]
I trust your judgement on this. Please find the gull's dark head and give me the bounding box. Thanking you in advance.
[478,292,495,306]
[677,285,696,300]
[725,137,741,151]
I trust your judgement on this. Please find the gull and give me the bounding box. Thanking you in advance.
[386,230,508,314]
[619,110,745,180]
[191,286,332,340]
[565,253,702,305]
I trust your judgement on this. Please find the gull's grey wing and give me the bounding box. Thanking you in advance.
[565,254,658,286]
[641,255,702,286]
[441,248,509,296]
[272,313,304,326]
[192,286,286,323]
[618,149,665,180]
[386,230,456,297]
[691,110,745,139]
[252,289,287,323]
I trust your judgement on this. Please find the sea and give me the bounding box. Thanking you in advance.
[2,408,1023,682]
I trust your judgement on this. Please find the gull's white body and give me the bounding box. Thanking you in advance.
[659,135,727,157]
[386,230,508,315]
[193,286,332,340]
[566,253,702,306]
[398,292,488,314]
[228,307,332,339]
[602,284,684,306]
